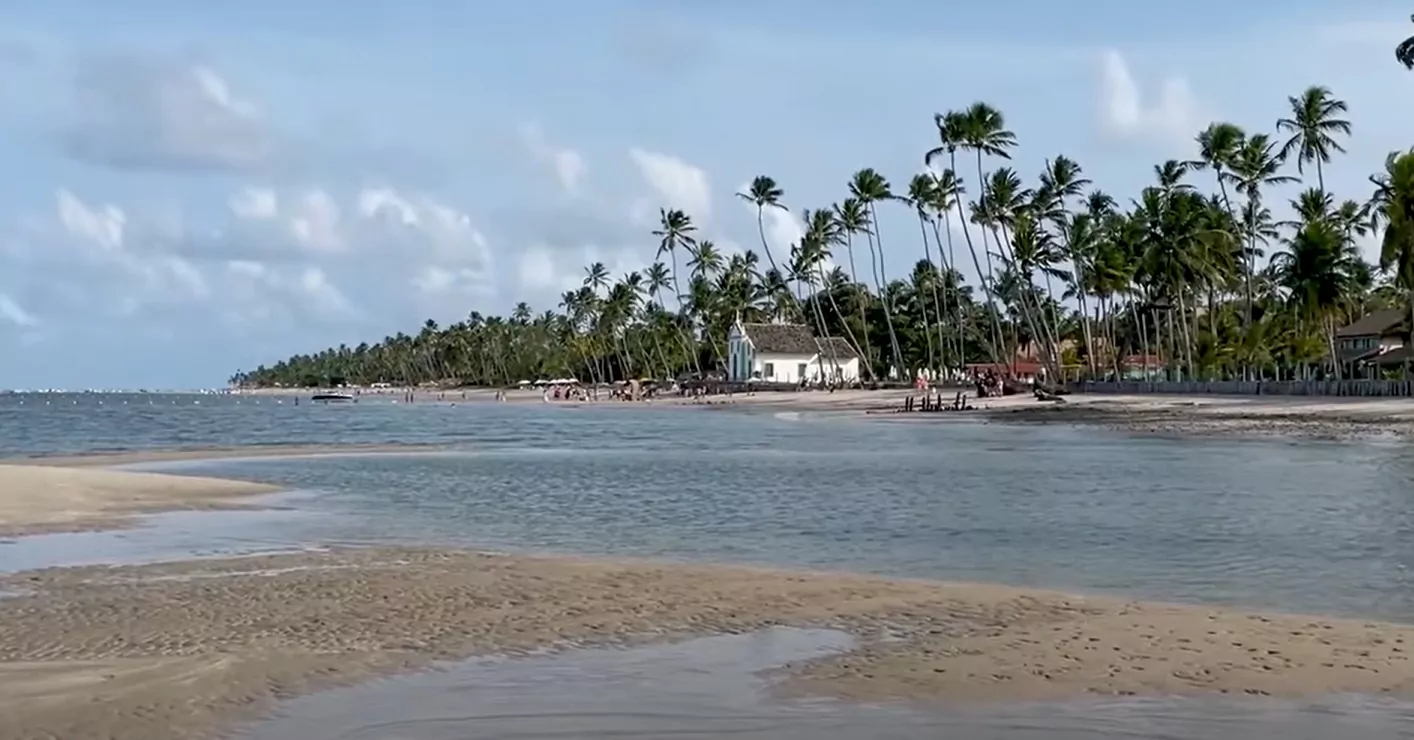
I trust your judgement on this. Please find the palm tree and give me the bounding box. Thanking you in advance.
[1371,149,1414,369]
[1276,86,1351,193]
[737,176,789,280]
[653,208,701,375]
[848,168,905,377]
[1271,218,1362,379]
[926,105,1017,368]
[832,198,876,376]
[925,169,972,368]
[906,173,948,371]
[1397,15,1414,68]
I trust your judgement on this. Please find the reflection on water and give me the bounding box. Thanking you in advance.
[0,490,332,573]
[243,628,1414,740]
[187,434,1414,624]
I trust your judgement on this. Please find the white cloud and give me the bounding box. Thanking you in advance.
[221,261,354,326]
[56,189,123,252]
[287,190,343,252]
[515,243,646,296]
[519,122,586,194]
[629,148,712,221]
[0,293,37,327]
[357,187,493,269]
[516,244,563,292]
[229,187,278,220]
[1,185,495,339]
[61,55,274,171]
[1097,49,1203,147]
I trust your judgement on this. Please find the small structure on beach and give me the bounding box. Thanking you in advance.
[1336,308,1412,375]
[725,321,860,385]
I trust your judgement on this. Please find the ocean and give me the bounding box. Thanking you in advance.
[5,392,1414,738]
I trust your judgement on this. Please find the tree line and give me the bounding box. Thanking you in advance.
[232,85,1414,389]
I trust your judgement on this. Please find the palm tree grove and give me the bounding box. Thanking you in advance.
[232,88,1414,390]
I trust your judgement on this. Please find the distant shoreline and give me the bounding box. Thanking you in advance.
[11,385,1414,439]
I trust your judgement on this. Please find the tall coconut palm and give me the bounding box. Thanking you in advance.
[1231,133,1298,351]
[737,176,789,279]
[832,197,877,376]
[652,208,701,375]
[1035,156,1093,371]
[942,104,1020,365]
[1190,123,1248,328]
[925,169,972,368]
[1397,15,1414,68]
[1276,86,1351,193]
[801,207,868,374]
[1371,148,1414,369]
[848,168,905,376]
[925,109,1005,364]
[1271,219,1362,379]
[906,173,948,371]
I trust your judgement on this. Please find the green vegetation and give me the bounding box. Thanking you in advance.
[232,88,1414,390]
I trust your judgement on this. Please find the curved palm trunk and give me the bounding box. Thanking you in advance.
[868,204,906,378]
[668,252,701,377]
[916,213,947,374]
[951,151,1005,364]
[818,266,869,381]
[842,234,876,379]
[804,277,843,385]
[934,213,967,371]
[995,223,1061,382]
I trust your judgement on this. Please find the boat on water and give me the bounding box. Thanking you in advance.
[310,392,356,403]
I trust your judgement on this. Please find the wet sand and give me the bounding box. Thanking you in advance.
[981,394,1414,439]
[0,444,445,536]
[0,441,447,468]
[0,464,280,537]
[377,385,1414,438]
[3,547,1413,739]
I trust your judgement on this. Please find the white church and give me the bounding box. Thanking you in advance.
[725,320,861,384]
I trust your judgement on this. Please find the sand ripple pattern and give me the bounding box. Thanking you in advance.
[2,548,1414,739]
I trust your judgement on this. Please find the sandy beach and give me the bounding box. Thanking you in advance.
[2,546,1412,739]
[0,444,457,537]
[0,441,447,468]
[0,464,279,537]
[974,394,1414,439]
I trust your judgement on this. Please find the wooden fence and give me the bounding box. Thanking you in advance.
[1072,379,1414,398]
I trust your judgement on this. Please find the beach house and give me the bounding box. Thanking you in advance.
[1336,307,1413,374]
[725,321,860,384]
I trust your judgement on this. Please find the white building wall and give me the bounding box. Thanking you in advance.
[752,354,861,384]
[753,353,816,384]
[811,356,861,383]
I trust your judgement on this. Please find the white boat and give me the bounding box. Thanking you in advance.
[310,392,355,402]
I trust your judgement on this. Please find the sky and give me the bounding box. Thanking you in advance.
[1,0,1412,389]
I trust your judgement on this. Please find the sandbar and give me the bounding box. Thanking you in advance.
[978,394,1414,439]
[0,464,279,537]
[2,547,1412,739]
[362,385,1414,438]
[0,442,446,468]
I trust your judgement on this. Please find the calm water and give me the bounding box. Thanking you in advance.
[6,392,1414,738]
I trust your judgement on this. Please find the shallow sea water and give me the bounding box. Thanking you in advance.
[8,393,1414,737]
[241,629,1414,740]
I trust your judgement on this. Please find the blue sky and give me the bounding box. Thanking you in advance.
[0,0,1410,388]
